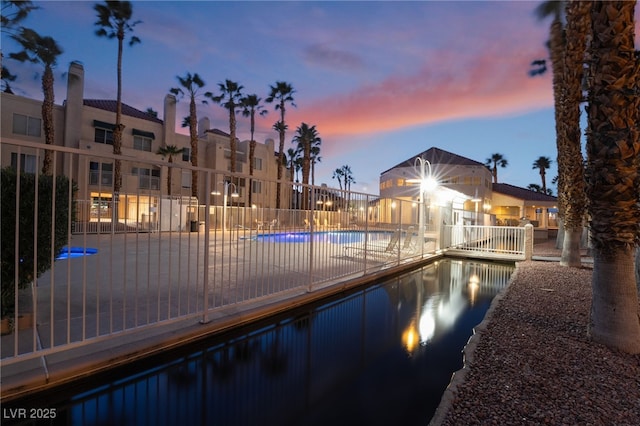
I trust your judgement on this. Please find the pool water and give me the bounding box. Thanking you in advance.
[6,258,515,425]
[251,230,393,244]
[55,247,98,260]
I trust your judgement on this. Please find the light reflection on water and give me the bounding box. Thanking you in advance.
[11,259,514,426]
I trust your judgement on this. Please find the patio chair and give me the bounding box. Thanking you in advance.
[344,228,402,258]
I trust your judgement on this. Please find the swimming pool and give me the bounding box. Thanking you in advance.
[250,230,394,244]
[56,247,98,260]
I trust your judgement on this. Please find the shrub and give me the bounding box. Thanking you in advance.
[1,167,75,317]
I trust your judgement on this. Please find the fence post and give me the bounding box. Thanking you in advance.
[524,224,534,260]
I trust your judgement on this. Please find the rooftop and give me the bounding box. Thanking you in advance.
[382,147,486,175]
[492,182,557,202]
[83,99,163,124]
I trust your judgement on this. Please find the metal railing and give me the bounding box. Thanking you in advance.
[0,140,439,363]
[442,224,531,260]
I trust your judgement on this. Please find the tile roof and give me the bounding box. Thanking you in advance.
[492,183,557,202]
[205,128,230,137]
[382,147,485,174]
[83,99,163,124]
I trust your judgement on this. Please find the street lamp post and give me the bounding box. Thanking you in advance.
[212,181,239,231]
[410,157,437,254]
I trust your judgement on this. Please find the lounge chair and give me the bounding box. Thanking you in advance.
[344,229,402,256]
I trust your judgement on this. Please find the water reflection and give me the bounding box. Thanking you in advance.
[9,259,514,426]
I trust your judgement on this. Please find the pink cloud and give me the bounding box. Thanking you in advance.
[289,42,553,138]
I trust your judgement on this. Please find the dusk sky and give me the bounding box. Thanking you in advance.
[4,1,639,195]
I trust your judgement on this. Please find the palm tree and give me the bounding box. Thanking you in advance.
[169,72,212,199]
[240,94,268,176]
[532,156,552,193]
[286,147,301,209]
[557,0,590,267]
[310,136,322,187]
[9,28,62,175]
[585,0,640,354]
[1,1,38,36]
[94,0,141,199]
[341,165,355,193]
[292,123,320,209]
[1,0,38,93]
[156,145,185,196]
[332,168,344,190]
[212,80,243,173]
[527,183,543,193]
[485,153,508,184]
[266,81,296,209]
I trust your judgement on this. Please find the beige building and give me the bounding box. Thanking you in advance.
[379,147,557,230]
[379,147,493,226]
[1,62,284,230]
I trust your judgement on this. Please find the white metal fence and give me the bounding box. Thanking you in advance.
[1,140,444,363]
[442,224,532,260]
[1,140,531,364]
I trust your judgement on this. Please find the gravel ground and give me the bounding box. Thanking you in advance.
[431,241,640,425]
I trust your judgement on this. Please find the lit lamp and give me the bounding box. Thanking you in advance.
[408,156,437,253]
[212,180,239,231]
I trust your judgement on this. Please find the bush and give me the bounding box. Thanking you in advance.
[1,168,75,317]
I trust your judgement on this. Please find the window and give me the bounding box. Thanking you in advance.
[133,135,153,152]
[252,180,262,194]
[89,162,113,186]
[132,167,160,190]
[182,171,191,188]
[253,157,263,171]
[11,153,37,173]
[94,128,114,145]
[182,148,190,162]
[13,114,41,137]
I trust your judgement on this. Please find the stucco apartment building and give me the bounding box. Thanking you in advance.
[1,62,284,230]
[379,147,558,229]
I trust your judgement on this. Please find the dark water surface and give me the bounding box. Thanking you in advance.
[6,258,514,426]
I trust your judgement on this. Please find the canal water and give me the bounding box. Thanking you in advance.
[7,258,514,426]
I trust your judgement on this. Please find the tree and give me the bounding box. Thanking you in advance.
[485,153,508,184]
[156,145,185,196]
[292,123,321,209]
[266,81,296,209]
[532,156,552,193]
[94,0,141,200]
[341,165,355,193]
[533,0,589,267]
[286,147,301,209]
[169,72,212,199]
[1,1,38,36]
[527,183,553,195]
[310,138,322,187]
[212,80,244,174]
[1,168,74,318]
[9,28,62,175]
[1,0,38,94]
[585,0,640,354]
[332,167,344,190]
[557,0,590,267]
[241,94,268,177]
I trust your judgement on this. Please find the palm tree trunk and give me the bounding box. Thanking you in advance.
[229,108,237,173]
[41,65,54,175]
[189,97,198,199]
[586,0,640,354]
[559,0,590,267]
[590,249,640,353]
